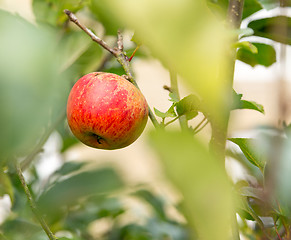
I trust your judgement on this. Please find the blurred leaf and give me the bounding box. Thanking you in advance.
[175,94,200,120]
[1,218,44,240]
[240,187,265,201]
[100,0,231,124]
[70,43,103,76]
[150,130,234,240]
[248,16,291,45]
[59,30,92,72]
[53,161,86,177]
[257,0,291,10]
[275,136,291,216]
[33,0,89,26]
[237,28,255,38]
[242,0,262,19]
[228,138,266,172]
[134,189,167,220]
[89,0,122,35]
[154,105,176,119]
[206,0,228,18]
[169,92,180,103]
[0,10,70,160]
[0,170,13,203]
[234,41,258,54]
[237,42,276,67]
[131,32,143,46]
[38,167,124,222]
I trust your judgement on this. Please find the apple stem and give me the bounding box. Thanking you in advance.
[15,162,57,240]
[64,9,160,129]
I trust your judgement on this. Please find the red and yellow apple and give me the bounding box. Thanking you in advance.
[66,72,149,149]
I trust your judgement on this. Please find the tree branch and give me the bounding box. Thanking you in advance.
[64,9,116,56]
[15,162,57,240]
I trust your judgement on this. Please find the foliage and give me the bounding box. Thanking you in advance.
[1,0,291,239]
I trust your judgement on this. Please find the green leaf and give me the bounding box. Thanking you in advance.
[237,42,276,67]
[154,105,177,119]
[150,130,234,240]
[175,94,200,120]
[239,100,265,113]
[248,16,291,45]
[38,167,124,222]
[0,170,14,203]
[169,92,180,103]
[0,10,70,160]
[90,0,122,35]
[228,138,266,172]
[32,0,89,26]
[240,186,265,201]
[232,91,265,114]
[242,0,262,19]
[131,32,143,46]
[256,0,291,10]
[70,43,103,76]
[237,28,255,38]
[234,41,258,54]
[134,189,166,220]
[59,31,92,73]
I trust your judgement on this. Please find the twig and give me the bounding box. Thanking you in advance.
[117,30,124,52]
[164,116,179,127]
[64,9,116,56]
[15,162,57,240]
[194,119,209,135]
[64,9,160,129]
[193,116,207,132]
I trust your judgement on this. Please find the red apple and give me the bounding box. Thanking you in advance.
[67,72,149,149]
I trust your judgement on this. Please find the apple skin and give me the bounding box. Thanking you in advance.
[66,72,149,150]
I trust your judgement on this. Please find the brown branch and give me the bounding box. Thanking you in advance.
[64,9,116,56]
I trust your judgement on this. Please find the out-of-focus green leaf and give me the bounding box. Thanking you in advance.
[70,43,104,76]
[1,218,44,240]
[0,10,70,160]
[234,41,258,54]
[32,0,89,26]
[0,170,13,203]
[53,161,86,177]
[242,0,262,19]
[89,0,122,35]
[99,0,231,125]
[150,130,234,240]
[275,136,291,216]
[206,0,228,18]
[175,94,200,120]
[248,16,291,45]
[134,189,167,220]
[237,28,255,38]
[257,0,291,10]
[228,138,266,172]
[236,42,276,67]
[59,30,92,73]
[38,167,124,222]
[131,33,143,46]
[240,187,265,201]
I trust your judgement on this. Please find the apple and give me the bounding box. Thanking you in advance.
[67,72,149,149]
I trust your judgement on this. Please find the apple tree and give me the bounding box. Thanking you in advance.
[0,0,291,240]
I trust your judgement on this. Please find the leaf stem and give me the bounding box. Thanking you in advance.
[194,119,209,135]
[164,116,180,127]
[15,162,57,240]
[169,71,188,131]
